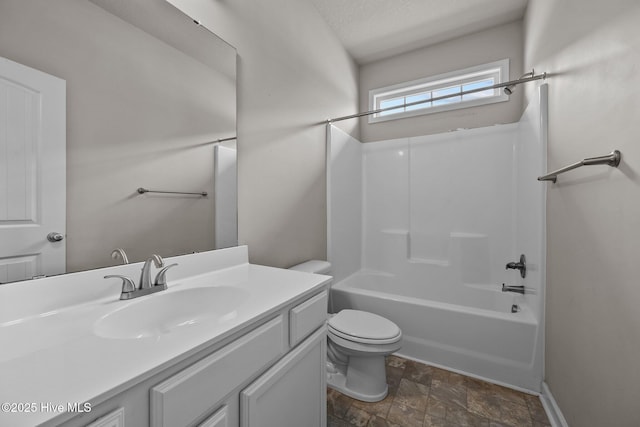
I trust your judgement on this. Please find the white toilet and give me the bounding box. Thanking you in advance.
[289,260,402,402]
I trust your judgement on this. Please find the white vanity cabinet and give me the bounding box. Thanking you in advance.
[151,289,328,427]
[0,247,333,427]
[240,326,326,427]
[59,289,328,427]
[150,316,287,427]
[84,408,125,427]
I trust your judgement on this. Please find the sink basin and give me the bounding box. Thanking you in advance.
[94,287,249,339]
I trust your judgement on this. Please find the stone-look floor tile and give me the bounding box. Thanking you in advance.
[329,356,545,427]
[524,394,550,424]
[329,414,353,427]
[467,387,502,419]
[430,378,467,410]
[430,366,451,382]
[424,413,447,427]
[344,406,373,427]
[426,396,447,419]
[328,387,353,418]
[447,372,466,386]
[489,383,527,407]
[394,378,430,412]
[465,378,528,406]
[498,399,533,427]
[403,359,434,386]
[367,415,397,427]
[387,402,426,427]
[351,391,394,419]
[386,355,407,369]
[465,377,494,393]
[386,365,405,394]
[445,405,490,427]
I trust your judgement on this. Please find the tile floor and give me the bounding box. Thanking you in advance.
[327,355,551,427]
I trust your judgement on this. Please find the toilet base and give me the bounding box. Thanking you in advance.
[326,355,389,402]
[327,370,388,402]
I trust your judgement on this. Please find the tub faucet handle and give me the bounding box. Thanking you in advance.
[505,254,526,278]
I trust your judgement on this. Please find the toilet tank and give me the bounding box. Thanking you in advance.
[289,260,332,275]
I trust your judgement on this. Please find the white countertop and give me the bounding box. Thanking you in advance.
[0,247,331,426]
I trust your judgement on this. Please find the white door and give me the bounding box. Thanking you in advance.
[0,56,65,283]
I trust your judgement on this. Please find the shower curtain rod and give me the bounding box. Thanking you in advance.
[326,71,547,124]
[215,136,237,143]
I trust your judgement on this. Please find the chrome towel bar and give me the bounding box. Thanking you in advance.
[137,187,208,197]
[538,150,621,183]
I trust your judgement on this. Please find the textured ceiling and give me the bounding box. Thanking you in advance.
[310,0,528,64]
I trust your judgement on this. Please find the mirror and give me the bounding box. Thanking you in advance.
[0,0,237,283]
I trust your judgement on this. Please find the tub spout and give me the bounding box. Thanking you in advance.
[502,284,525,294]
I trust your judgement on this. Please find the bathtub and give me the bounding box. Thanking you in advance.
[330,271,543,392]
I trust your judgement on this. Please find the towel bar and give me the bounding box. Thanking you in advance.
[538,150,621,183]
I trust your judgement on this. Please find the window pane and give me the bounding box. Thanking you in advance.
[405,93,431,111]
[379,97,405,116]
[369,60,508,122]
[462,79,495,101]
[432,86,461,106]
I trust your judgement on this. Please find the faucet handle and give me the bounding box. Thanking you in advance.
[111,248,130,265]
[150,254,164,268]
[505,254,526,278]
[154,263,178,287]
[104,275,137,295]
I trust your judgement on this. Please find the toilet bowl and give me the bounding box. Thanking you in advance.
[289,261,402,402]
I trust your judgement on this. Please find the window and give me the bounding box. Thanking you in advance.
[368,59,510,123]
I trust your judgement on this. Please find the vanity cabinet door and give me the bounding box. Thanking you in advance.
[197,405,228,427]
[150,316,285,427]
[240,327,326,427]
[84,408,124,427]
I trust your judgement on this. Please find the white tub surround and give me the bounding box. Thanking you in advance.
[328,85,547,392]
[0,246,330,427]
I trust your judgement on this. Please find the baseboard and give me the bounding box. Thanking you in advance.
[540,382,569,427]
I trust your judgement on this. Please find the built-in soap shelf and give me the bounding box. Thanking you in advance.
[408,258,450,267]
[379,229,490,270]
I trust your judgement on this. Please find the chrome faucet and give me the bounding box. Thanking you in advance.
[104,254,178,300]
[139,254,164,289]
[502,284,525,294]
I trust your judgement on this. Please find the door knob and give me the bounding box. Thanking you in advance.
[47,232,64,242]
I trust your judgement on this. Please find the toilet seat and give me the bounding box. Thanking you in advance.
[328,309,402,345]
[327,330,402,356]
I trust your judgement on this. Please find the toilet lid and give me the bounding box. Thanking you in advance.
[328,310,401,344]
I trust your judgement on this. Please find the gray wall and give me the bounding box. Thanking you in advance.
[169,0,359,267]
[524,0,640,425]
[358,21,524,143]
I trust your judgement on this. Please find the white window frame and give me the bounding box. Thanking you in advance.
[368,59,510,123]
